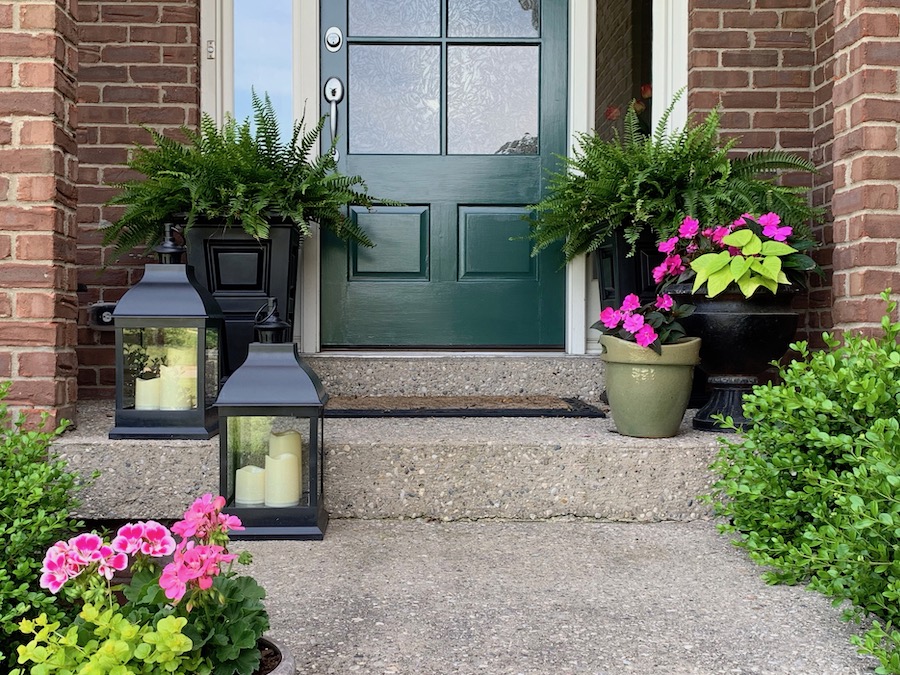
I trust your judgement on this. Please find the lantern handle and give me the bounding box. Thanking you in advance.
[254,298,291,344]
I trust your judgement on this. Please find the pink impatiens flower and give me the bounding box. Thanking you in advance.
[711,227,730,246]
[759,212,792,241]
[652,261,668,284]
[621,294,641,312]
[665,254,685,276]
[655,294,674,311]
[678,217,699,239]
[634,324,658,348]
[658,237,678,254]
[623,313,645,334]
[599,307,622,329]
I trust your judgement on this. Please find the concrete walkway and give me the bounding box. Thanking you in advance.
[238,519,876,675]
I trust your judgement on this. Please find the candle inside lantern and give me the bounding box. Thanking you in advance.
[166,346,197,367]
[265,453,300,507]
[158,365,194,410]
[269,430,302,461]
[134,376,161,410]
[235,465,266,506]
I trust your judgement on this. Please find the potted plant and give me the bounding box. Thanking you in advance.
[528,92,821,304]
[103,92,385,373]
[11,494,294,675]
[657,212,822,431]
[594,292,700,438]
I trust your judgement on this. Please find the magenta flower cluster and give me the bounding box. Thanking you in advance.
[599,293,675,348]
[652,212,793,285]
[40,493,244,604]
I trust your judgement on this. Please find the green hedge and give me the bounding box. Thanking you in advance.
[707,289,900,673]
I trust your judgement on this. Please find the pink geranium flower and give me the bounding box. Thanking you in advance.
[141,521,177,557]
[599,307,622,329]
[112,522,146,555]
[96,545,128,580]
[40,552,71,594]
[69,533,104,566]
[621,294,641,312]
[634,324,658,348]
[678,217,699,239]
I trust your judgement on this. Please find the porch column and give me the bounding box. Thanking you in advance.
[831,1,900,332]
[0,0,79,426]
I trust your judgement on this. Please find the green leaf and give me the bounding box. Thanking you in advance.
[691,251,731,292]
[730,255,754,281]
[758,256,782,281]
[737,274,763,298]
[723,229,754,247]
[759,240,797,256]
[741,234,763,256]
[706,266,734,297]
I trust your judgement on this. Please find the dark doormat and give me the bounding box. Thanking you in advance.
[325,395,607,418]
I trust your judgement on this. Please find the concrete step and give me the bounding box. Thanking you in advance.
[303,354,605,400]
[58,400,719,523]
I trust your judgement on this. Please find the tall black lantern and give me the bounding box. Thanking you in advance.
[110,225,225,440]
[214,303,328,540]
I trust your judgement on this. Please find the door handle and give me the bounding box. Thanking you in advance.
[324,77,344,161]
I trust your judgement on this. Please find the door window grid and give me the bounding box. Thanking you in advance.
[346,0,541,156]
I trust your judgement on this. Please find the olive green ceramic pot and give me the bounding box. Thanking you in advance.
[600,335,702,438]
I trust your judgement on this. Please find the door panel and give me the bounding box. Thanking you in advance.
[321,0,567,347]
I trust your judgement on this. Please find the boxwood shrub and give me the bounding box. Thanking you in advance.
[706,289,900,673]
[0,383,87,671]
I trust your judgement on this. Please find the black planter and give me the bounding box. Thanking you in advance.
[184,219,300,375]
[668,285,798,431]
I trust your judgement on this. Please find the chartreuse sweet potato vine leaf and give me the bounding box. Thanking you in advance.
[690,230,800,298]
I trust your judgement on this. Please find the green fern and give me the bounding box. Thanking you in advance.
[103,92,390,258]
[530,91,822,262]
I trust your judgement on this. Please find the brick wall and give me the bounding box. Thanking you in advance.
[830,0,900,331]
[688,0,835,340]
[595,1,635,130]
[75,0,200,398]
[0,0,79,426]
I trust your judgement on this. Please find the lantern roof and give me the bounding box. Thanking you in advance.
[215,342,328,408]
[114,264,224,320]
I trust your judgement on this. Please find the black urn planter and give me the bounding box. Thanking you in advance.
[668,285,798,431]
[184,218,300,376]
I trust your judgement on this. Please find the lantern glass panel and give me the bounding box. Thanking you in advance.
[204,327,220,403]
[123,327,200,411]
[227,415,311,508]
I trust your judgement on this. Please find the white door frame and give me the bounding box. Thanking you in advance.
[199,0,687,355]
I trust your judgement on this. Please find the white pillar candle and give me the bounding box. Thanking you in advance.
[158,365,193,410]
[234,465,266,507]
[265,453,300,507]
[166,346,197,367]
[269,430,302,461]
[134,377,161,410]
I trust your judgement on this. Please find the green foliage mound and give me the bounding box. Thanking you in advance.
[529,92,821,262]
[0,383,85,672]
[103,91,380,257]
[707,289,900,673]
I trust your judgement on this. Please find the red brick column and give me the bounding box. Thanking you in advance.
[0,0,79,426]
[76,0,200,398]
[831,0,900,331]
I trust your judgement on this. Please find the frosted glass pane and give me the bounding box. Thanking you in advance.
[233,0,293,140]
[448,46,539,155]
[348,0,440,37]
[448,0,540,37]
[349,45,440,155]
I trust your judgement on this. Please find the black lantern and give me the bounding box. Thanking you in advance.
[110,225,226,440]
[214,302,328,540]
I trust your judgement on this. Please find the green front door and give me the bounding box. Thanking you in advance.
[321,0,567,347]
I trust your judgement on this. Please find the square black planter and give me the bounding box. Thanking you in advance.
[185,220,300,375]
